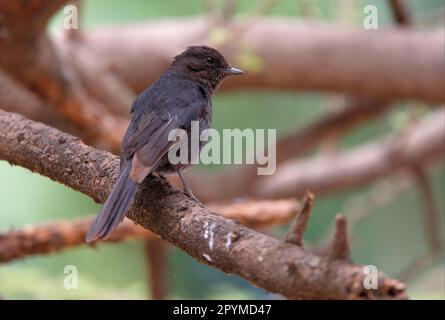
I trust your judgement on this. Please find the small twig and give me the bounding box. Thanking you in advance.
[328,215,350,261]
[144,239,168,300]
[285,192,314,246]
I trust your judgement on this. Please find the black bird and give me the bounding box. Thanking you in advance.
[86,45,243,242]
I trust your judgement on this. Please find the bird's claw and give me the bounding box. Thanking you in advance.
[184,188,201,204]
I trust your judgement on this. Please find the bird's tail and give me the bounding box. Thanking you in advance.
[86,162,138,243]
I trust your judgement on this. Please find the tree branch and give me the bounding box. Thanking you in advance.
[285,192,314,246]
[328,215,351,261]
[0,218,153,263]
[0,110,407,299]
[65,18,445,102]
[255,109,445,198]
[0,199,299,263]
[144,239,168,300]
[1,8,443,150]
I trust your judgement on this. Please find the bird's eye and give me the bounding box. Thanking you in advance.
[206,56,214,64]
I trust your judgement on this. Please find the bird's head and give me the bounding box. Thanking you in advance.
[171,45,243,90]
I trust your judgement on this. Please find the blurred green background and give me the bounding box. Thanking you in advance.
[0,0,444,299]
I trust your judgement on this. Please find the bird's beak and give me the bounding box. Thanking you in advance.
[225,66,244,75]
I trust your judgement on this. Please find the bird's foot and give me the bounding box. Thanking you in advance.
[176,169,202,204]
[184,187,202,204]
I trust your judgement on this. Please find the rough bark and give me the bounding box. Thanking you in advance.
[0,110,407,299]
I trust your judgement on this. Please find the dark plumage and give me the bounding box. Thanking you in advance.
[86,45,243,242]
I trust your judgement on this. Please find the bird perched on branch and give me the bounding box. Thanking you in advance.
[87,45,243,242]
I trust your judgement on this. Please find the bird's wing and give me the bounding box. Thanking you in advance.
[121,79,205,183]
[129,115,179,183]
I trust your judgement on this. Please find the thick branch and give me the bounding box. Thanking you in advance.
[0,110,406,299]
[0,218,153,263]
[0,199,299,263]
[64,18,445,102]
[1,11,443,150]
